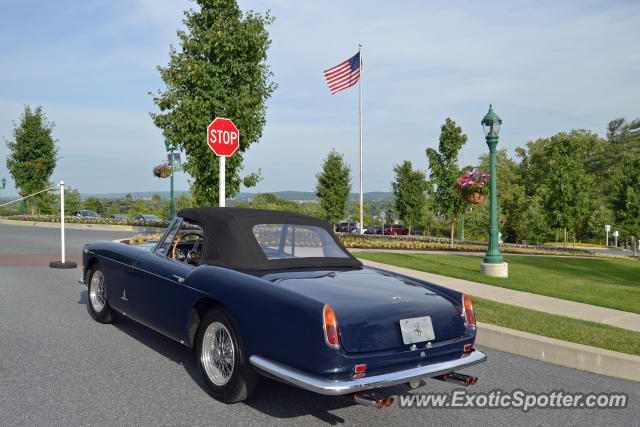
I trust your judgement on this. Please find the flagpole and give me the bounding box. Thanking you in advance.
[358,43,363,234]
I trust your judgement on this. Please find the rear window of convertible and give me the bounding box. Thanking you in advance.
[252,224,349,260]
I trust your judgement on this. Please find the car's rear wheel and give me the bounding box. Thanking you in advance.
[87,265,115,324]
[196,308,258,403]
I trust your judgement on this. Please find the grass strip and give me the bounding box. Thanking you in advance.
[473,297,640,356]
[353,252,640,314]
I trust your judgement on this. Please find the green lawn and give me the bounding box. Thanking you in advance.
[473,297,640,356]
[353,252,640,314]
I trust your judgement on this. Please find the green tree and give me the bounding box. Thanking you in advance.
[128,197,148,217]
[105,203,122,216]
[391,160,430,234]
[521,195,550,245]
[151,0,276,206]
[586,205,615,244]
[5,106,58,213]
[612,155,640,239]
[607,117,640,162]
[84,197,104,215]
[478,149,527,242]
[516,130,607,200]
[426,118,468,245]
[540,133,592,245]
[348,200,373,227]
[64,187,83,214]
[315,149,352,224]
[250,192,298,212]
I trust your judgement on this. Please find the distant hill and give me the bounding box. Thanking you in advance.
[81,190,191,199]
[81,190,393,202]
[231,191,393,203]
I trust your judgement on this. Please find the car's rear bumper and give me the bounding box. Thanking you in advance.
[249,350,487,396]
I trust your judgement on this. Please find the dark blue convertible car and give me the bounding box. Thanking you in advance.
[82,207,486,406]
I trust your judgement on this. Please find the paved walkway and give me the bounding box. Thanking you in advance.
[360,259,640,334]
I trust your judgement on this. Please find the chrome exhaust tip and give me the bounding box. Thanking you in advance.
[353,392,394,408]
[433,371,478,387]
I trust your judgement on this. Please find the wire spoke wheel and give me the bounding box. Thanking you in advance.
[89,270,106,312]
[201,322,235,386]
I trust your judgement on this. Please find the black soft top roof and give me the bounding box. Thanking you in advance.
[176,207,362,271]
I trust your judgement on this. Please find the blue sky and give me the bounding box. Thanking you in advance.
[1,0,639,197]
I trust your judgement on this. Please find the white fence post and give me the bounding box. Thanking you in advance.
[60,181,65,264]
[50,181,77,269]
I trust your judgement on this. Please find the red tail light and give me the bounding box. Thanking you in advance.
[462,294,476,326]
[323,305,341,348]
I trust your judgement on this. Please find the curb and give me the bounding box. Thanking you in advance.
[476,322,640,382]
[0,218,163,233]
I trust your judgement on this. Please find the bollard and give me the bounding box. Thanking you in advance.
[50,181,77,269]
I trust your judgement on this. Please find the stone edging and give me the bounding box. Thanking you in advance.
[476,322,640,382]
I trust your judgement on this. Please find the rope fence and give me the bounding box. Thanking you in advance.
[0,183,59,208]
[0,182,77,269]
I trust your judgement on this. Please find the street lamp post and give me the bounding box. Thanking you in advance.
[164,139,177,220]
[480,105,508,278]
[460,211,465,241]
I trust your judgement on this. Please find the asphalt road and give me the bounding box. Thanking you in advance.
[0,223,138,254]
[0,224,638,426]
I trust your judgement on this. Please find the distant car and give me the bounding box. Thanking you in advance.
[70,210,100,218]
[364,226,382,234]
[384,224,409,235]
[336,222,358,233]
[108,214,131,220]
[133,214,162,222]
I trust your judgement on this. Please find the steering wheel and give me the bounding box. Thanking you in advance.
[171,232,203,261]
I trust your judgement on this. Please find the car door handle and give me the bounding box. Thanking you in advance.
[172,275,185,283]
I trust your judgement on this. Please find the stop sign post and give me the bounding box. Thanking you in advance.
[207,118,239,207]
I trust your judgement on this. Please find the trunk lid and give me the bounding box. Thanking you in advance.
[262,267,464,353]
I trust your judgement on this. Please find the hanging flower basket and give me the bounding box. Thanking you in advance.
[464,193,486,204]
[456,170,490,204]
[153,163,172,178]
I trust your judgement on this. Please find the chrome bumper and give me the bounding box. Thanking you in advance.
[249,350,487,396]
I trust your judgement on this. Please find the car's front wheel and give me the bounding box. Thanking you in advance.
[196,308,258,403]
[87,265,115,323]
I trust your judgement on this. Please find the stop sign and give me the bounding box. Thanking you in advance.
[207,118,239,156]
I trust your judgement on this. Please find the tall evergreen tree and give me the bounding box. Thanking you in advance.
[391,160,430,234]
[151,0,276,206]
[5,106,58,213]
[315,149,352,224]
[426,118,467,245]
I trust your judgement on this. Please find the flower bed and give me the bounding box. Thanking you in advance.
[339,233,601,257]
[120,233,164,245]
[118,231,630,258]
[5,214,168,228]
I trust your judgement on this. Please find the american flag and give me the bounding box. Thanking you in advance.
[323,52,360,95]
